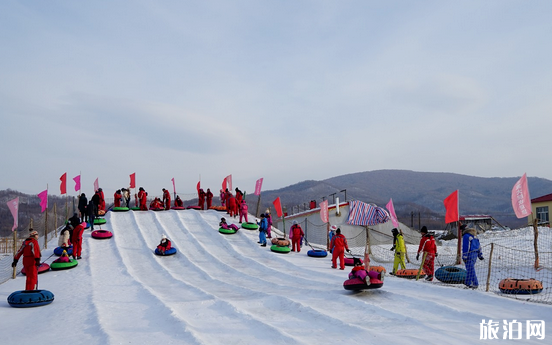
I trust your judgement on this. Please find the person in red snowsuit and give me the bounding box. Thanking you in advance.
[72,222,85,259]
[174,195,183,207]
[417,226,438,281]
[156,235,172,254]
[12,230,41,290]
[114,190,122,207]
[162,188,171,210]
[97,188,106,212]
[206,188,214,209]
[138,187,148,211]
[198,189,206,210]
[239,200,249,223]
[235,188,243,204]
[220,189,226,208]
[227,194,237,217]
[330,228,351,270]
[290,221,305,252]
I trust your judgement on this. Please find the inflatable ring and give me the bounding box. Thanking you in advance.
[344,257,363,266]
[112,206,129,212]
[50,259,78,271]
[84,222,90,229]
[270,244,291,254]
[91,230,113,239]
[21,263,50,275]
[155,247,177,256]
[187,205,202,210]
[343,277,384,291]
[171,206,185,210]
[395,268,424,279]
[98,209,106,216]
[130,207,142,211]
[209,206,226,212]
[307,249,328,257]
[499,278,543,295]
[151,207,165,211]
[94,218,106,225]
[54,246,73,256]
[219,227,238,235]
[271,237,290,246]
[241,222,259,230]
[435,266,467,284]
[7,289,55,308]
[368,266,387,274]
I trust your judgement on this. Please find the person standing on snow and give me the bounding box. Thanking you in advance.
[206,188,214,209]
[138,187,148,211]
[71,221,85,260]
[198,189,206,210]
[227,193,237,217]
[220,189,226,208]
[265,209,273,238]
[330,228,351,270]
[257,214,268,247]
[114,189,122,208]
[88,199,97,231]
[162,188,171,211]
[97,188,106,213]
[122,188,131,208]
[391,228,406,275]
[462,226,484,289]
[290,221,305,252]
[12,230,41,290]
[417,226,437,281]
[239,200,249,223]
[78,193,88,223]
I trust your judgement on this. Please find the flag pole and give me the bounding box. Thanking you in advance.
[44,184,49,249]
[12,229,17,279]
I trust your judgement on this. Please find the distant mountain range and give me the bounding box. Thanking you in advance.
[252,170,552,229]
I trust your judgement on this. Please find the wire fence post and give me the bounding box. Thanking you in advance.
[485,243,494,292]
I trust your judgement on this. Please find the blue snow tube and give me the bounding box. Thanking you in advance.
[435,266,467,284]
[8,290,55,308]
[155,247,177,256]
[307,249,328,257]
[54,246,73,256]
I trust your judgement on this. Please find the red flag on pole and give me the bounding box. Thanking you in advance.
[227,175,232,191]
[222,176,227,191]
[60,173,67,195]
[7,197,19,231]
[254,178,263,196]
[130,173,136,189]
[73,175,81,192]
[196,181,201,192]
[94,178,99,192]
[512,173,532,218]
[319,200,329,223]
[38,189,48,213]
[386,198,399,228]
[443,190,459,224]
[171,178,176,195]
[273,197,283,218]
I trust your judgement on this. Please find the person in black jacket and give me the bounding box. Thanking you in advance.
[78,193,88,222]
[87,199,97,231]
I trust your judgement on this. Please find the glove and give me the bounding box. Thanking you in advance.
[35,258,41,266]
[346,249,351,253]
[11,259,18,267]
[479,256,484,261]
[416,254,420,261]
[435,253,438,257]
[390,246,395,251]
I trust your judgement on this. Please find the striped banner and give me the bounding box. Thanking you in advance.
[346,200,390,226]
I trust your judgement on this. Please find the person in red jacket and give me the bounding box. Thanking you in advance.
[206,188,214,209]
[72,222,85,260]
[114,189,122,207]
[417,226,438,281]
[198,189,206,210]
[290,221,305,252]
[227,193,237,217]
[239,200,249,223]
[12,230,41,290]
[162,188,171,210]
[138,187,148,211]
[174,195,183,207]
[330,227,351,270]
[97,188,106,212]
[157,235,172,254]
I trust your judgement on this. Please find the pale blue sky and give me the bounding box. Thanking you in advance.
[1,1,551,198]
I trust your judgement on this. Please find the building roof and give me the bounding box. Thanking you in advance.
[531,193,552,203]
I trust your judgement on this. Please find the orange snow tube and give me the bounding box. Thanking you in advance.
[368,266,387,274]
[271,237,290,247]
[395,268,424,279]
[499,278,543,295]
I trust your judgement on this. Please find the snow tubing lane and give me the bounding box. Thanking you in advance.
[50,259,78,271]
[112,207,129,212]
[343,277,384,291]
[395,268,425,279]
[270,244,291,254]
[54,246,73,256]
[499,278,543,295]
[155,247,177,256]
[241,222,259,230]
[344,257,363,266]
[8,289,55,308]
[21,263,50,275]
[91,230,113,239]
[219,227,238,235]
[435,266,467,284]
[307,249,328,257]
[93,218,106,225]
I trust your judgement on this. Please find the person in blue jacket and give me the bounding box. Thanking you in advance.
[462,225,484,289]
[257,214,268,247]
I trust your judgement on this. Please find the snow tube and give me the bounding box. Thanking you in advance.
[270,244,291,254]
[187,205,201,210]
[84,222,90,229]
[91,230,113,239]
[50,259,78,271]
[435,266,467,284]
[54,246,73,256]
[395,268,424,279]
[7,289,55,308]
[344,257,363,266]
[368,266,387,274]
[130,206,141,211]
[219,227,238,235]
[155,247,177,256]
[343,277,384,291]
[209,206,226,211]
[151,207,165,211]
[98,209,106,216]
[112,206,129,212]
[94,218,106,225]
[21,263,50,275]
[307,249,328,257]
[271,237,290,246]
[241,222,259,230]
[499,278,543,295]
[171,206,185,210]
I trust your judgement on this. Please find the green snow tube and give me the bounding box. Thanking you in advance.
[50,259,78,271]
[219,227,238,235]
[112,207,129,212]
[241,222,259,230]
[130,206,141,211]
[270,245,291,254]
[94,218,106,225]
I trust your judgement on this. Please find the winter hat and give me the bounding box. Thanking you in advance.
[459,224,467,231]
[221,217,226,222]
[420,226,428,234]
[29,230,38,237]
[293,220,297,225]
[391,228,399,235]
[62,250,68,256]
[162,234,167,240]
[330,225,338,231]
[265,209,270,214]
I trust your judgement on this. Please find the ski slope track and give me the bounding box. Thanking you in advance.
[2,209,551,345]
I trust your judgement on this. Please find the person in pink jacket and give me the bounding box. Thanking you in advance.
[290,221,305,252]
[265,209,273,238]
[239,200,249,223]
